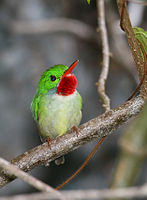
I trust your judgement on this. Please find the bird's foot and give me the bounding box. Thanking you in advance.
[47,136,51,150]
[72,126,79,137]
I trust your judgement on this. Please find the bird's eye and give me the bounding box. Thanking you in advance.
[50,75,56,81]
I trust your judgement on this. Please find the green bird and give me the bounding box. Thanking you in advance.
[31,60,82,163]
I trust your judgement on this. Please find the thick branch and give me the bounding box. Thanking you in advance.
[1,183,147,200]
[97,0,110,112]
[0,95,145,188]
[0,158,66,200]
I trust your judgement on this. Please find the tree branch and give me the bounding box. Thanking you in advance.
[0,158,66,200]
[96,0,110,112]
[117,0,147,99]
[1,183,147,200]
[0,95,145,188]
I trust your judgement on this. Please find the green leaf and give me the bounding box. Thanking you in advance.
[87,0,90,4]
[133,27,147,60]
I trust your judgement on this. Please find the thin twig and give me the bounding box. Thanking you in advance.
[0,158,66,200]
[0,95,145,188]
[1,183,147,200]
[56,136,105,190]
[96,0,110,112]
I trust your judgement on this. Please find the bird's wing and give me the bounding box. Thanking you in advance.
[31,93,42,121]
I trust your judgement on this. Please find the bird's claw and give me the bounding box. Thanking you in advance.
[72,126,79,137]
[47,137,51,150]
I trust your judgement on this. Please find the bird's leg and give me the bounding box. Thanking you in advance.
[72,126,79,137]
[47,136,51,150]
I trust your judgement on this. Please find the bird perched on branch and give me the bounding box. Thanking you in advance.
[31,60,82,164]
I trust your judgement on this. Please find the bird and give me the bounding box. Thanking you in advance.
[31,60,82,164]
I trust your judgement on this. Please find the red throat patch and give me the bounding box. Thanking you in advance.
[57,74,77,96]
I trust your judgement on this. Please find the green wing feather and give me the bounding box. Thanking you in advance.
[31,93,42,121]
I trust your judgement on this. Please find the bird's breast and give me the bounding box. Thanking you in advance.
[37,90,82,140]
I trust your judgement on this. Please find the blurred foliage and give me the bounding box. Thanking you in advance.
[110,103,147,200]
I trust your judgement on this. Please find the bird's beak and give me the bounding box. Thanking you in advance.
[62,60,79,78]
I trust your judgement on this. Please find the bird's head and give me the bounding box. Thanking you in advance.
[37,60,79,95]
